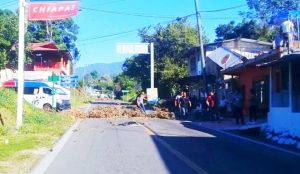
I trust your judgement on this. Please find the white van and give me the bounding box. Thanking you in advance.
[3,80,71,111]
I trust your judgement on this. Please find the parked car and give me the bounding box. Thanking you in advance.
[2,80,71,111]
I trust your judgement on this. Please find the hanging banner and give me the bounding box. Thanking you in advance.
[28,1,80,21]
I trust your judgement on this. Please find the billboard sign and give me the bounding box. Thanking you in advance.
[117,43,150,54]
[146,88,158,105]
[28,1,80,21]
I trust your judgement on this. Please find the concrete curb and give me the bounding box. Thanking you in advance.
[29,120,81,174]
[190,121,300,158]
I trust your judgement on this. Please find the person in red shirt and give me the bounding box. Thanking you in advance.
[206,91,217,121]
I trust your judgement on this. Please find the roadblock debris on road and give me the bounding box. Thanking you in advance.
[67,105,175,119]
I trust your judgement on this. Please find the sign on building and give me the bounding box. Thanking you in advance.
[28,0,80,21]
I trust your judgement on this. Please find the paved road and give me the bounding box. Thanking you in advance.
[43,118,300,174]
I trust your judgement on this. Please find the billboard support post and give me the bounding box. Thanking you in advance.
[150,43,154,88]
[17,0,26,129]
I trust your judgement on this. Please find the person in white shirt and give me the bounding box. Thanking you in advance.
[174,91,184,117]
[281,19,295,50]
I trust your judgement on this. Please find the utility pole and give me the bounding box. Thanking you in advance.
[194,0,208,94]
[17,0,26,129]
[82,64,86,91]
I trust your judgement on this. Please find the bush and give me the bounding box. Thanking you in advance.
[0,126,8,135]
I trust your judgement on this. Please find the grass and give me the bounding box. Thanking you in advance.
[0,88,79,174]
[71,88,93,109]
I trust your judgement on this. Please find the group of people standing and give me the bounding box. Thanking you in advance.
[174,88,258,125]
[174,91,192,119]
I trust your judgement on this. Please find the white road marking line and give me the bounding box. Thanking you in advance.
[193,122,300,158]
[140,123,208,174]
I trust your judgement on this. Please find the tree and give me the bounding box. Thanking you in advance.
[121,20,204,98]
[0,10,18,69]
[216,0,299,42]
[215,20,274,42]
[27,19,80,62]
[244,0,299,24]
[94,75,114,91]
[215,21,237,41]
[90,70,98,80]
[113,73,139,100]
[122,54,151,90]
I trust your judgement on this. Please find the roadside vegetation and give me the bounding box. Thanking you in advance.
[0,88,75,174]
[70,88,93,109]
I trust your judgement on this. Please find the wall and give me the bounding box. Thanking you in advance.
[268,61,300,136]
[31,52,69,74]
[268,108,300,136]
[223,39,272,54]
[239,66,269,115]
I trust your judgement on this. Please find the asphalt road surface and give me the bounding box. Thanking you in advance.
[43,118,300,174]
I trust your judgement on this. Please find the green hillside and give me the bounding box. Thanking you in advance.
[75,61,123,78]
[0,88,75,174]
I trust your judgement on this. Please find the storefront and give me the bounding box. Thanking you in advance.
[268,54,300,136]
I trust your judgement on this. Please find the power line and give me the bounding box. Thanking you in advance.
[78,29,138,42]
[77,4,247,44]
[86,0,126,7]
[80,4,247,19]
[200,4,247,13]
[77,12,196,43]
[80,7,174,19]
[78,32,136,46]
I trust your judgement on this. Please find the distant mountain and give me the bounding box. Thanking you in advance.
[75,61,124,78]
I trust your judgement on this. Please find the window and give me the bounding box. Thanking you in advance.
[272,64,289,107]
[55,88,67,95]
[43,88,52,95]
[24,87,39,95]
[292,62,300,112]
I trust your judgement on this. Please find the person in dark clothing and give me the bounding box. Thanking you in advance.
[249,89,258,123]
[179,92,191,119]
[218,95,227,119]
[190,95,198,111]
[232,89,245,125]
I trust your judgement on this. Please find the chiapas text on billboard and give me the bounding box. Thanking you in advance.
[28,0,80,21]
